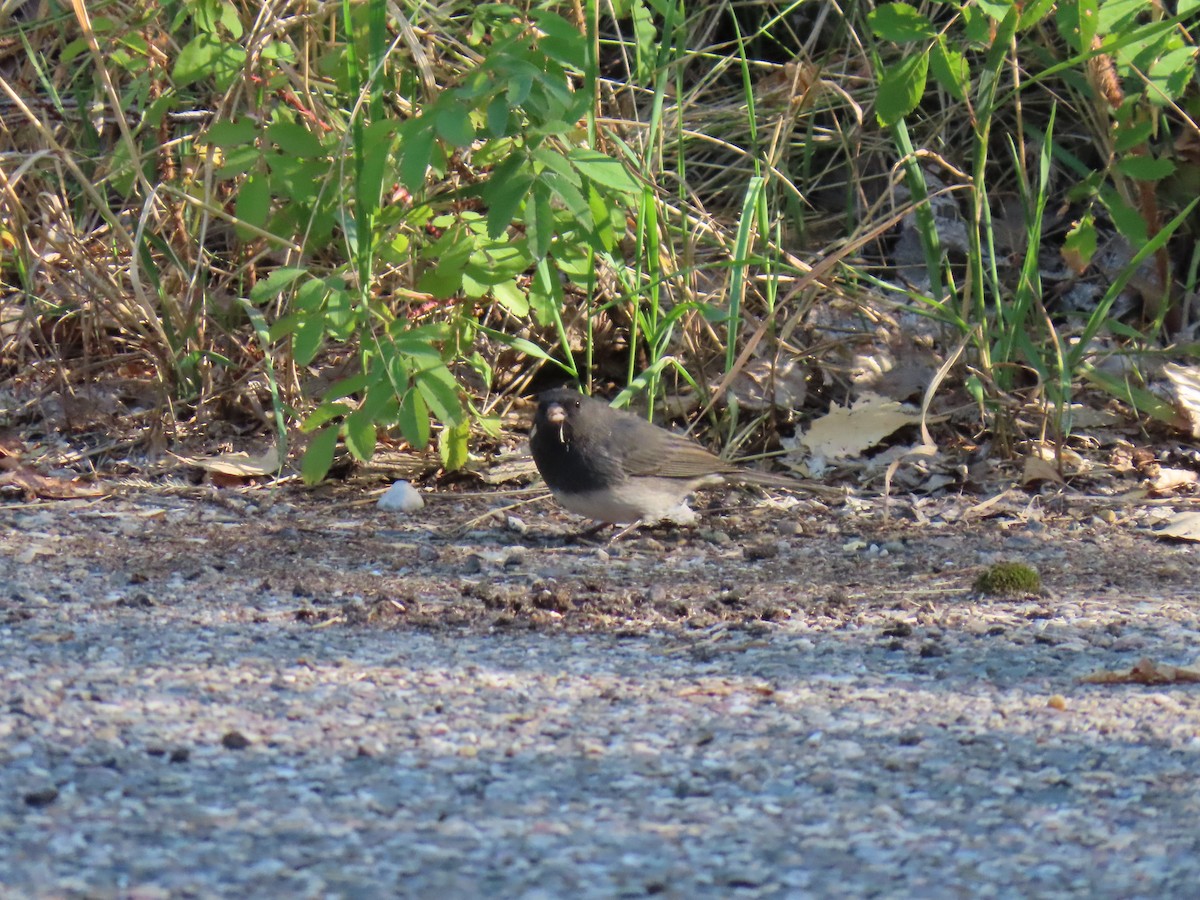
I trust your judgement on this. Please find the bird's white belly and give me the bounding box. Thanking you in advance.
[551,478,700,525]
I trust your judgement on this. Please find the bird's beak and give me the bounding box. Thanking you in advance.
[545,402,568,444]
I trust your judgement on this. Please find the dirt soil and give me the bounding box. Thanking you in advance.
[2,480,1200,897]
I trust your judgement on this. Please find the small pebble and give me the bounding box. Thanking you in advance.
[377,481,425,513]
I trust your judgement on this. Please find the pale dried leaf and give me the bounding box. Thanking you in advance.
[1022,455,1066,486]
[1145,467,1198,495]
[1162,363,1200,438]
[801,394,921,460]
[1153,511,1200,542]
[1025,440,1089,474]
[175,446,285,477]
[475,456,538,485]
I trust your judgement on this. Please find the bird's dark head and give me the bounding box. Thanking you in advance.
[535,388,584,445]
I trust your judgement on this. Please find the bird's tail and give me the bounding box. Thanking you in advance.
[728,468,807,490]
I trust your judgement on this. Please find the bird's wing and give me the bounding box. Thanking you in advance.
[615,421,730,479]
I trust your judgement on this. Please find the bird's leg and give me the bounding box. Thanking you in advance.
[563,521,613,544]
[606,520,646,544]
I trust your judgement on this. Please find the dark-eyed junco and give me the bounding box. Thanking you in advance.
[529,387,799,525]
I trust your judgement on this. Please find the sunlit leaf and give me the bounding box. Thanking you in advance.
[868,3,936,42]
[568,148,639,194]
[174,34,246,89]
[930,42,968,101]
[301,425,339,484]
[415,365,465,425]
[875,53,928,126]
[399,388,431,449]
[438,420,471,471]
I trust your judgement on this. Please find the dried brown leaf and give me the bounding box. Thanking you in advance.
[0,462,106,499]
[1081,657,1200,685]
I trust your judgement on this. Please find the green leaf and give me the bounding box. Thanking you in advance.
[1116,154,1176,181]
[1062,212,1097,271]
[213,0,244,39]
[343,408,378,462]
[204,119,257,149]
[507,69,534,106]
[399,388,431,449]
[492,279,530,316]
[301,400,352,431]
[930,42,968,101]
[416,230,474,299]
[962,5,993,46]
[485,330,553,360]
[587,183,619,252]
[1113,118,1155,154]
[215,145,261,180]
[1146,45,1197,104]
[399,123,435,190]
[1018,0,1056,29]
[294,278,328,312]
[357,119,396,207]
[568,149,639,194]
[268,312,301,343]
[1099,187,1148,248]
[484,156,533,238]
[486,95,511,137]
[266,121,326,158]
[875,53,929,126]
[293,313,326,366]
[1097,0,1142,34]
[532,147,583,186]
[531,10,587,70]
[264,155,325,204]
[234,174,271,238]
[173,33,246,89]
[965,374,985,405]
[415,364,464,426]
[301,425,339,484]
[438,420,471,471]
[976,0,1015,21]
[528,257,563,324]
[867,3,936,43]
[1080,364,1179,423]
[540,172,589,222]
[435,101,476,147]
[526,181,555,259]
[983,6,1021,69]
[249,267,307,304]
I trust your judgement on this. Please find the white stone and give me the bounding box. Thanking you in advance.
[377,480,425,513]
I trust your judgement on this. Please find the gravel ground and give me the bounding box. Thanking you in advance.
[2,487,1199,898]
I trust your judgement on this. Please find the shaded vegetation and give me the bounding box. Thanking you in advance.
[0,0,1197,480]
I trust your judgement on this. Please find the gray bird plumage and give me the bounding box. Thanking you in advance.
[529,388,798,525]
